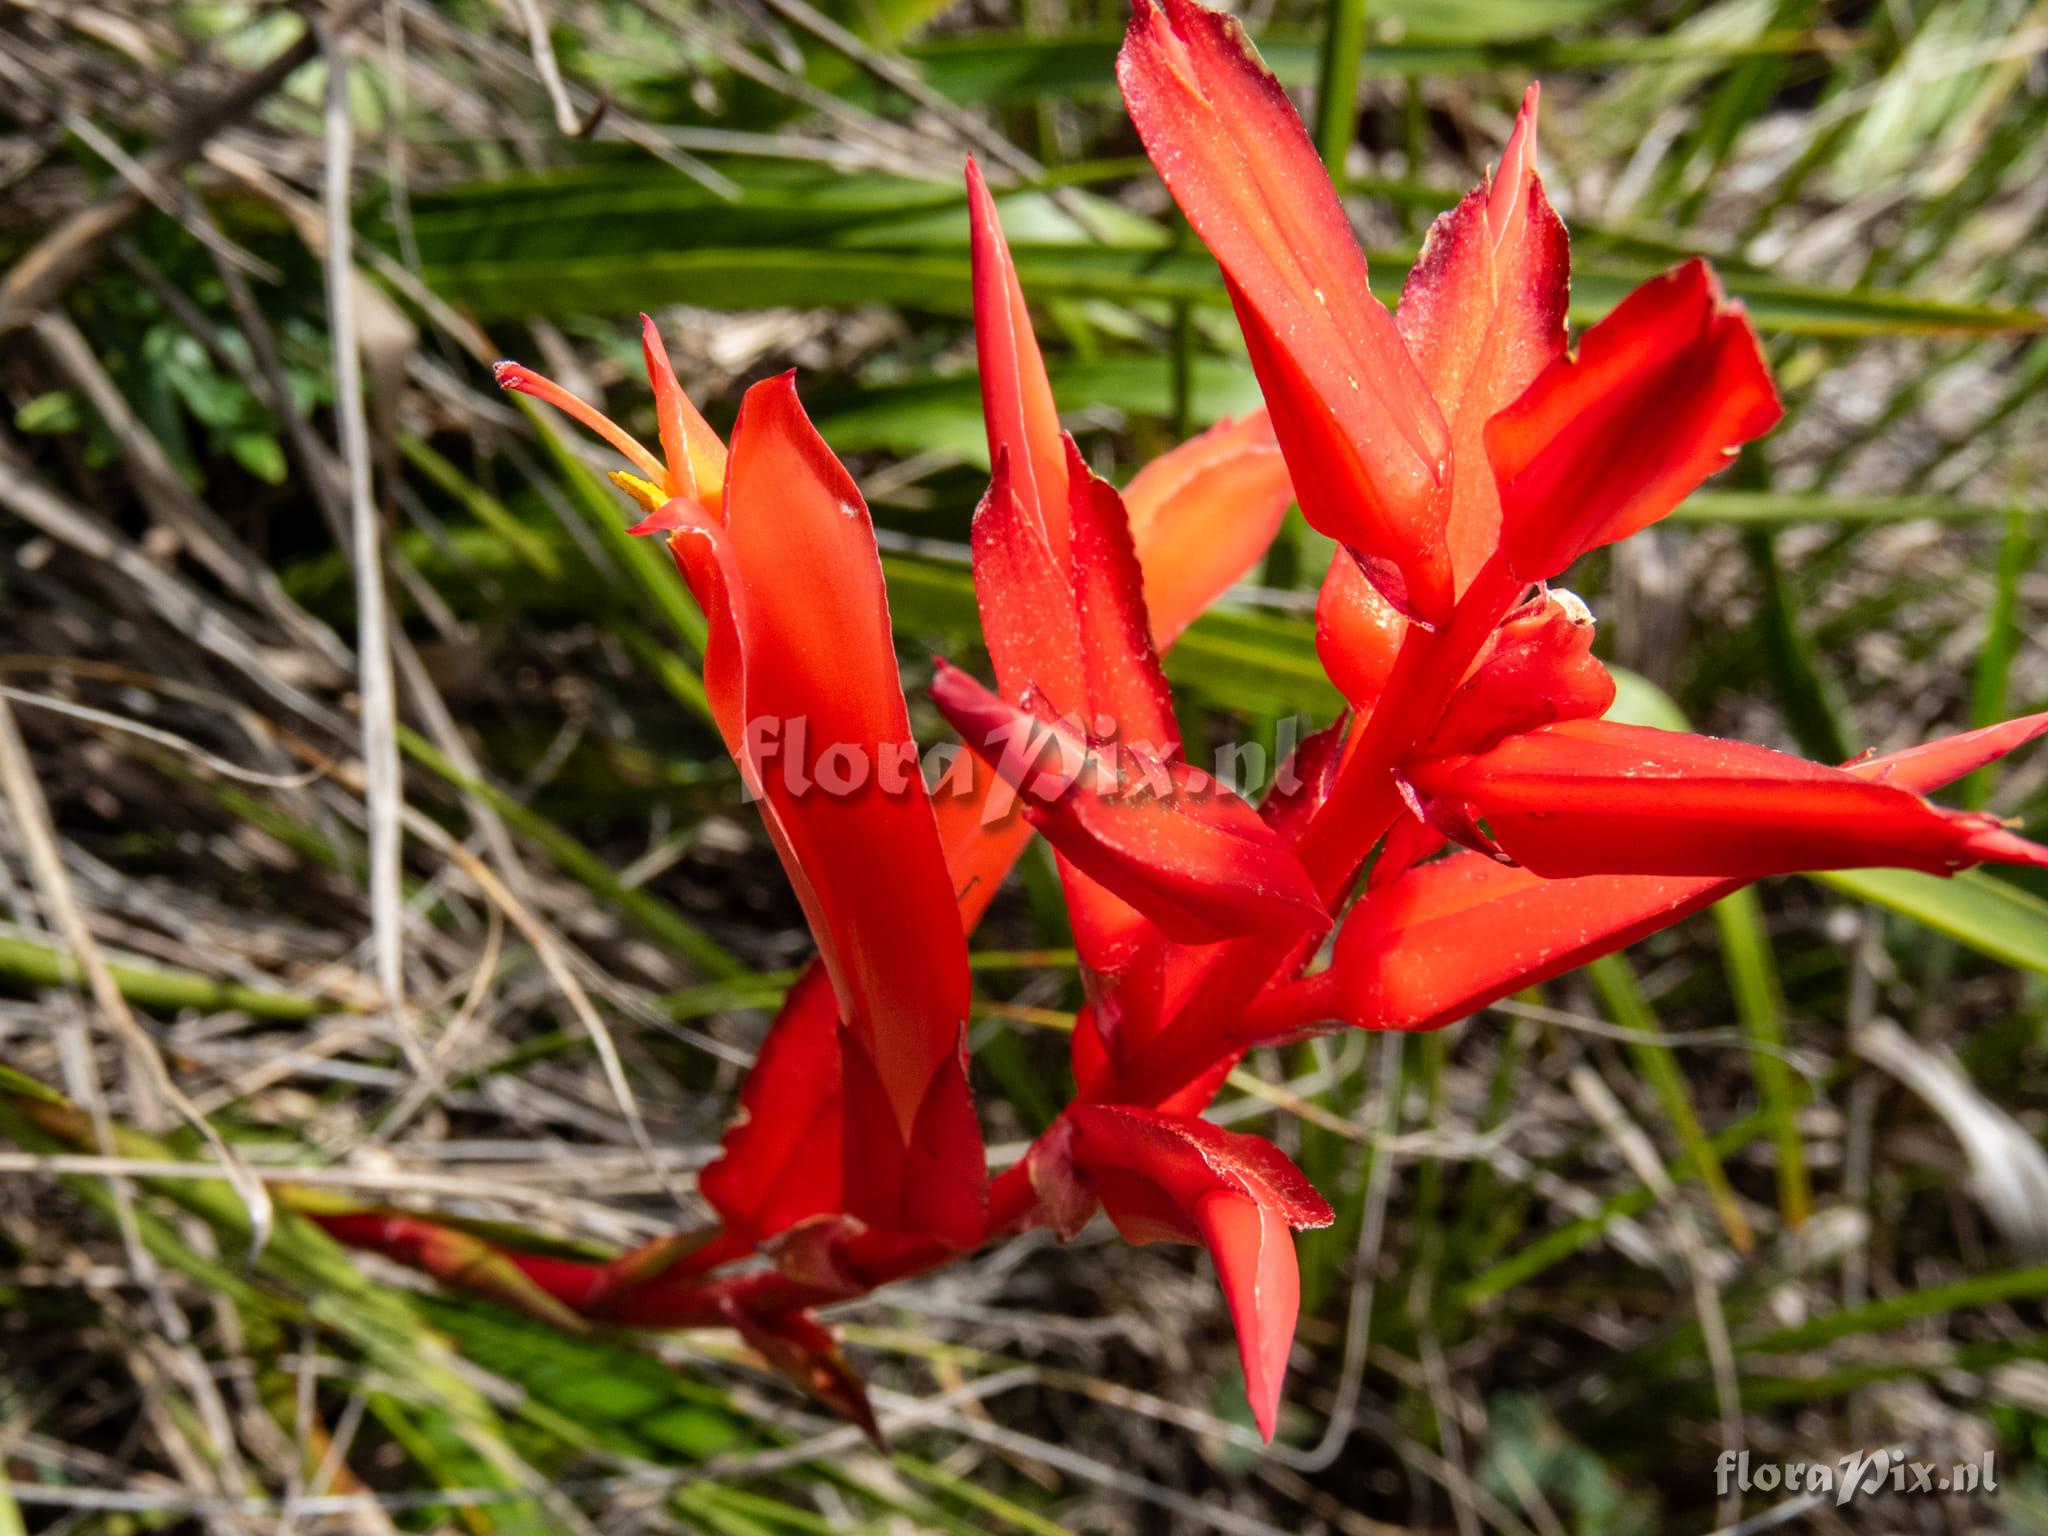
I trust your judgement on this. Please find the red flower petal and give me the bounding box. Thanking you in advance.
[1251,710,2048,1039]
[720,1300,880,1444]
[1118,0,1454,620]
[1408,718,2048,880]
[1486,259,1781,584]
[638,314,727,513]
[1067,1105,1332,1440]
[932,664,1327,943]
[1396,83,1569,594]
[1315,548,1409,713]
[968,156,1072,567]
[666,373,982,1236]
[1123,409,1294,647]
[971,452,1086,716]
[1068,439,1179,756]
[696,966,843,1242]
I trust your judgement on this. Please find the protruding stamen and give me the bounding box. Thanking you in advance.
[608,470,668,515]
[495,359,670,489]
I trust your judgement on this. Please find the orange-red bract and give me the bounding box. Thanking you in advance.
[1487,259,1782,584]
[932,663,1327,944]
[1118,0,1453,620]
[1251,713,2048,1039]
[662,374,984,1248]
[1406,717,2048,880]
[1394,84,1569,595]
[1066,1105,1333,1441]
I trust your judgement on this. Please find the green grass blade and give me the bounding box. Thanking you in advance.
[1586,954,1755,1253]
[1816,868,2048,977]
[1710,888,1810,1228]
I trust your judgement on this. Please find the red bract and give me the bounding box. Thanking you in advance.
[323,1,2048,1450]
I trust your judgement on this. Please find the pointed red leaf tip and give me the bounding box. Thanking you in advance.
[931,662,1327,943]
[1122,409,1294,648]
[1066,1106,1333,1441]
[1407,718,2048,881]
[1117,0,1455,621]
[1255,709,2048,1038]
[1486,259,1782,585]
[971,451,1086,716]
[638,314,728,514]
[1395,80,1569,595]
[666,373,982,1245]
[719,1299,881,1445]
[967,156,1071,567]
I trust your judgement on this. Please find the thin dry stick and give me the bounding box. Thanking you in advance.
[0,48,278,285]
[0,694,273,1256]
[0,431,346,734]
[28,312,351,676]
[399,806,692,1212]
[281,734,692,1212]
[370,901,505,1144]
[319,20,414,1070]
[1568,1063,1745,1530]
[497,0,602,136]
[1281,1029,1403,1473]
[162,201,533,890]
[751,0,1042,181]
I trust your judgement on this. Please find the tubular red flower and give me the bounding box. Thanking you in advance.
[933,662,1327,944]
[665,374,984,1247]
[1395,83,1569,596]
[1118,0,1454,620]
[1251,712,2048,1039]
[1405,717,2048,880]
[377,12,2048,1449]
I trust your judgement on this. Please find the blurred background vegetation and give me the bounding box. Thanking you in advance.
[0,0,2045,1530]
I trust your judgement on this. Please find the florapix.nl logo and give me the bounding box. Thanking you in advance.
[1716,1448,1997,1507]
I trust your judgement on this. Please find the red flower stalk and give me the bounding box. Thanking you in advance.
[322,0,2048,1449]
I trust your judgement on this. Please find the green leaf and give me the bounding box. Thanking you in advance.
[885,24,1862,108]
[226,429,288,484]
[1677,489,2020,522]
[1817,867,2048,978]
[402,158,2045,338]
[13,391,82,434]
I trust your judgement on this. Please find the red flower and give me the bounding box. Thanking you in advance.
[312,0,2048,1452]
[505,343,985,1251]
